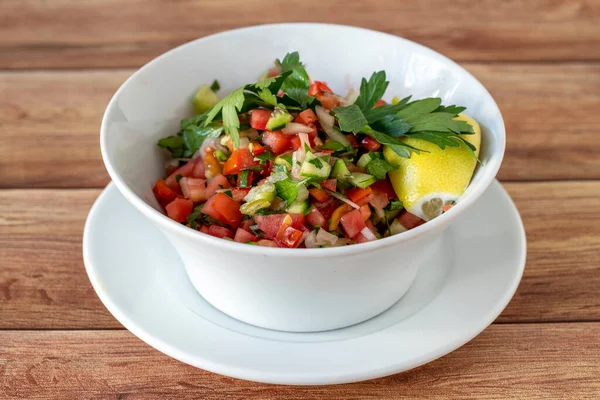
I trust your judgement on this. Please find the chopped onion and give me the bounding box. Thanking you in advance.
[267,171,287,183]
[360,227,377,242]
[316,229,339,246]
[343,88,359,106]
[304,230,319,248]
[327,190,360,209]
[282,122,313,135]
[331,238,352,247]
[315,106,350,146]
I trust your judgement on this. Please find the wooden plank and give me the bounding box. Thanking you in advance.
[0,70,129,188]
[1,64,600,188]
[498,182,600,323]
[0,189,121,329]
[0,182,598,329]
[1,324,599,399]
[1,0,600,69]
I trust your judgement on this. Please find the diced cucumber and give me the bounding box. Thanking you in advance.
[331,159,351,181]
[240,183,276,215]
[357,153,377,170]
[266,107,293,131]
[274,155,293,168]
[300,152,331,182]
[286,199,311,215]
[349,172,376,189]
[192,85,219,114]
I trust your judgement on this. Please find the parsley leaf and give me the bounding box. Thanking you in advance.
[256,87,279,107]
[187,205,205,228]
[210,80,220,92]
[435,105,466,116]
[278,52,315,109]
[365,158,398,180]
[182,123,224,155]
[362,126,424,158]
[204,87,245,148]
[355,71,389,111]
[397,98,442,120]
[370,114,411,137]
[274,178,307,206]
[157,135,185,158]
[255,150,274,165]
[333,104,368,133]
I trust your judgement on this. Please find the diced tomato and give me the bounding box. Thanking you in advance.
[202,193,243,228]
[165,198,193,223]
[398,212,426,230]
[308,81,333,96]
[223,147,257,175]
[276,226,304,248]
[294,109,318,125]
[234,228,258,243]
[346,134,359,149]
[306,207,327,228]
[208,225,234,239]
[257,239,277,247]
[442,204,453,213]
[180,177,208,202]
[316,93,338,110]
[353,232,370,243]
[340,209,367,238]
[231,187,250,202]
[199,225,210,234]
[192,161,206,179]
[153,179,178,206]
[360,136,381,151]
[257,159,274,178]
[315,199,339,222]
[249,142,266,156]
[239,218,255,232]
[369,189,389,210]
[365,219,377,233]
[262,130,292,154]
[237,171,254,188]
[370,179,397,200]
[346,187,373,206]
[321,179,337,192]
[374,99,386,108]
[290,135,302,151]
[206,174,231,197]
[165,161,196,191]
[359,204,372,221]
[255,213,305,240]
[250,109,271,130]
[308,187,330,203]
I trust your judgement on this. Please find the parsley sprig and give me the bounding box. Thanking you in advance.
[333,71,477,158]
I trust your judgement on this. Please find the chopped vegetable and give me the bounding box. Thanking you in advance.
[154,52,478,247]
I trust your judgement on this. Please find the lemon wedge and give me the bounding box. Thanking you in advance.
[383,114,481,220]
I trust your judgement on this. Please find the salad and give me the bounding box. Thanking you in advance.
[153,52,480,248]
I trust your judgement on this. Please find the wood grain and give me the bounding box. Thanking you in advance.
[1,63,600,188]
[1,325,599,399]
[0,182,598,329]
[1,0,600,69]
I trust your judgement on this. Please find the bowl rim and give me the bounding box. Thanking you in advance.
[100,22,506,258]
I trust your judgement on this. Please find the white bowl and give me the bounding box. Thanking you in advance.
[100,23,505,332]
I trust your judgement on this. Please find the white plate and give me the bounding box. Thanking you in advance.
[83,180,525,385]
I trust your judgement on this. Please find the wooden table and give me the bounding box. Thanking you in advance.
[1,1,599,398]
